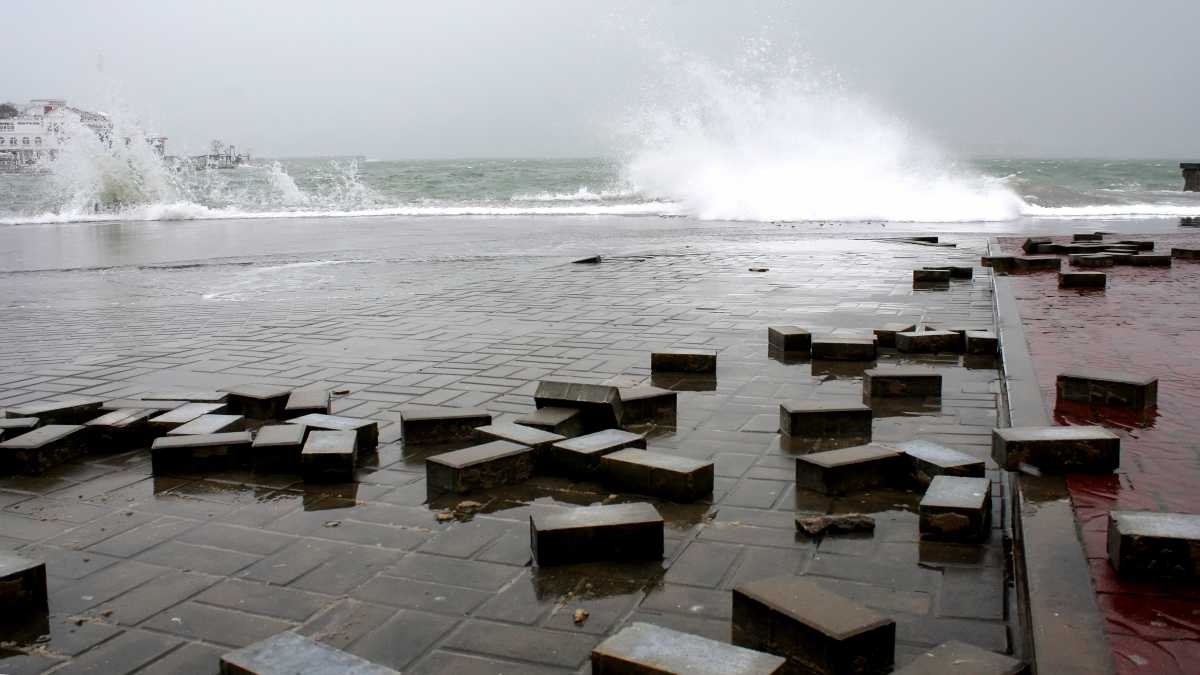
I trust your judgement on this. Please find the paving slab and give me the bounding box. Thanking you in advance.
[1107,510,1200,579]
[515,406,583,437]
[84,407,157,449]
[619,385,678,427]
[530,502,663,565]
[592,621,785,675]
[873,323,917,348]
[400,405,493,445]
[150,431,253,473]
[893,439,986,486]
[1171,247,1200,259]
[220,630,399,675]
[285,388,331,417]
[779,400,871,448]
[140,390,228,403]
[862,367,941,398]
[651,348,717,373]
[768,326,811,353]
[1069,253,1114,268]
[226,383,294,420]
[895,330,961,354]
[1056,368,1158,410]
[1130,253,1171,267]
[992,425,1120,473]
[0,424,87,475]
[149,401,228,431]
[601,448,714,502]
[475,421,564,454]
[287,413,379,451]
[5,398,103,425]
[251,424,306,473]
[914,269,951,284]
[0,552,48,632]
[534,380,624,430]
[167,413,246,436]
[809,337,877,361]
[548,428,647,477]
[1058,271,1106,288]
[0,416,39,442]
[795,443,905,496]
[102,398,187,412]
[301,430,358,482]
[919,476,992,542]
[426,440,532,495]
[965,330,999,355]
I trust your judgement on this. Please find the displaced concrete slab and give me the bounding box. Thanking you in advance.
[301,430,358,482]
[516,406,584,438]
[0,417,39,442]
[426,440,533,495]
[919,475,992,542]
[1056,368,1158,410]
[966,330,999,355]
[400,405,493,446]
[166,413,245,436]
[0,424,87,475]
[592,621,785,675]
[795,443,905,496]
[531,502,663,565]
[893,640,1027,675]
[896,330,961,354]
[548,428,647,477]
[285,388,330,417]
[992,425,1120,473]
[779,401,872,448]
[768,326,811,353]
[85,408,157,449]
[151,431,253,473]
[220,631,399,675]
[225,383,293,420]
[893,439,986,486]
[619,385,678,427]
[0,552,48,634]
[1108,510,1200,579]
[251,424,306,473]
[149,402,228,431]
[6,398,103,425]
[287,413,378,451]
[601,448,714,502]
[139,390,228,403]
[873,323,917,348]
[534,381,623,430]
[102,398,186,412]
[475,421,564,453]
[810,337,877,361]
[1130,253,1171,267]
[863,367,942,398]
[1059,272,1106,289]
[652,349,718,373]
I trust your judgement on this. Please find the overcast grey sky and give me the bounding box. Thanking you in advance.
[7,1,1197,159]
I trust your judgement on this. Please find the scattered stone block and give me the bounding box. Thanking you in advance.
[619,385,677,426]
[923,265,974,279]
[6,398,103,425]
[1069,253,1114,268]
[534,381,623,430]
[225,383,293,420]
[0,425,87,475]
[1012,257,1062,272]
[965,330,999,355]
[1062,243,1108,255]
[0,553,48,632]
[101,398,185,412]
[779,401,872,447]
[591,621,786,675]
[767,326,812,352]
[286,413,378,452]
[893,440,986,486]
[873,323,916,348]
[516,406,583,438]
[1117,239,1154,251]
[475,421,564,454]
[530,502,663,565]
[981,256,1015,272]
[862,367,941,398]
[810,337,877,361]
[400,405,493,445]
[548,429,646,477]
[732,576,895,675]
[285,388,330,417]
[167,413,245,436]
[1056,368,1158,410]
[1059,272,1106,289]
[1073,233,1103,242]
[139,390,228,403]
[427,440,532,495]
[1021,237,1051,253]
[601,448,714,502]
[149,402,228,432]
[251,424,306,473]
[1171,247,1200,260]
[913,269,950,284]
[1106,251,1135,264]
[572,255,602,264]
[919,476,992,541]
[893,640,1027,675]
[895,330,961,354]
[301,430,358,482]
[1108,510,1200,579]
[992,426,1120,473]
[795,513,876,537]
[795,443,905,495]
[84,408,156,448]
[651,349,717,374]
[150,431,253,473]
[220,631,399,675]
[1130,253,1172,267]
[0,417,39,442]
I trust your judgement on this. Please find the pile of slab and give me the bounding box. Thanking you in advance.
[1008,233,1176,287]
[913,265,974,288]
[768,322,996,361]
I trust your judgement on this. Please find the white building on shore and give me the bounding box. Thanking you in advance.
[0,99,165,170]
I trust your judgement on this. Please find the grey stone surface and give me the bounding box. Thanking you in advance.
[515,405,584,438]
[919,476,992,542]
[285,388,331,416]
[220,630,399,675]
[863,368,941,398]
[5,398,103,425]
[166,413,245,436]
[533,380,624,430]
[809,337,877,361]
[150,431,253,473]
[85,407,157,450]
[225,383,293,420]
[1108,510,1200,579]
[619,385,678,427]
[475,421,564,453]
[592,621,785,675]
[893,640,1027,674]
[149,401,228,431]
[426,440,533,495]
[652,349,718,374]
[895,330,961,354]
[400,405,493,445]
[0,416,39,442]
[140,390,228,403]
[732,576,895,675]
[287,413,379,451]
[779,401,872,448]
[601,448,715,502]
[251,424,306,473]
[531,502,664,565]
[0,424,87,475]
[768,326,812,353]
[1056,368,1158,410]
[795,443,905,496]
[894,440,986,486]
[1058,272,1106,288]
[102,398,186,412]
[548,428,647,476]
[301,430,358,482]
[992,425,1120,473]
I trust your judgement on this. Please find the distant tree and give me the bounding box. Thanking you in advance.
[0,104,17,119]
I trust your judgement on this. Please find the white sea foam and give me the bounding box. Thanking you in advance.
[1019,203,1200,219]
[510,187,640,202]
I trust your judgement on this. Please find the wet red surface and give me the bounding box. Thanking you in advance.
[1004,233,1200,675]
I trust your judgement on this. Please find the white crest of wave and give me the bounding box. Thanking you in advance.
[265,161,311,206]
[621,51,1025,222]
[511,187,640,202]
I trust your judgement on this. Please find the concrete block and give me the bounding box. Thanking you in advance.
[862,368,941,398]
[795,443,905,496]
[548,429,646,477]
[651,349,717,374]
[992,426,1120,473]
[102,398,186,412]
[1073,233,1102,241]
[139,390,228,403]
[400,405,493,445]
[919,476,992,541]
[251,424,306,473]
[515,406,584,438]
[1062,243,1109,255]
[534,381,623,430]
[286,413,378,452]
[284,388,330,417]
[1106,252,1135,264]
[981,256,1015,272]
[1108,510,1200,579]
[893,440,986,486]
[530,502,663,565]
[1056,368,1158,410]
[1059,272,1106,289]
[1069,254,1115,268]
[426,440,533,495]
[601,448,714,502]
[0,425,87,475]
[151,431,253,473]
[225,384,293,421]
[167,413,245,436]
[0,553,48,633]
[0,417,39,442]
[1021,237,1051,253]
[592,622,786,675]
[923,266,974,279]
[475,422,564,457]
[1117,239,1154,251]
[872,323,916,348]
[895,330,961,354]
[768,326,812,352]
[149,402,228,432]
[1012,257,1061,272]
[6,398,103,425]
[779,401,872,447]
[732,576,895,675]
[913,269,951,284]
[810,337,877,361]
[618,385,677,426]
[84,408,156,449]
[894,641,1027,675]
[965,330,999,355]
[1171,247,1200,260]
[220,631,399,675]
[1130,253,1172,267]
[301,430,357,482]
